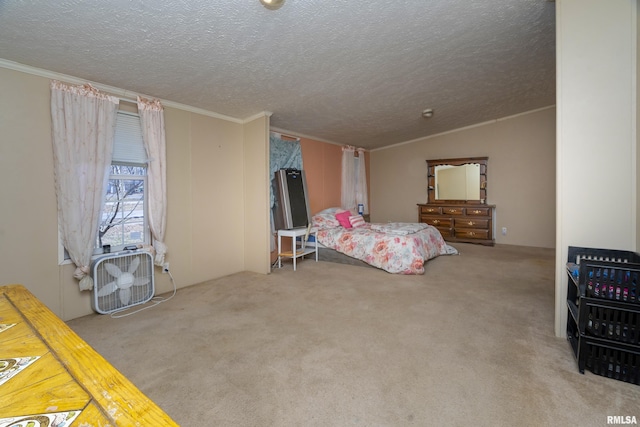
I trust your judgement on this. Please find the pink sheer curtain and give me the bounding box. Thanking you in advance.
[50,81,119,290]
[137,96,168,266]
[356,148,368,215]
[341,145,356,211]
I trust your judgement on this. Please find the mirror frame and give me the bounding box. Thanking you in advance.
[426,157,488,205]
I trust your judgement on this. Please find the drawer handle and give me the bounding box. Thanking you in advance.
[467,221,475,226]
[448,209,457,213]
[468,232,476,236]
[472,210,481,214]
[432,219,440,224]
[428,209,436,213]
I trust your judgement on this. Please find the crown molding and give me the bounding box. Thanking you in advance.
[0,58,244,124]
[372,105,556,152]
[243,111,273,123]
[268,126,344,147]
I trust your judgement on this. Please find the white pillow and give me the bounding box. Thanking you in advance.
[349,215,366,228]
[312,213,340,229]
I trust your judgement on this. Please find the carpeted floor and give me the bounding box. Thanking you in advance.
[67,243,640,426]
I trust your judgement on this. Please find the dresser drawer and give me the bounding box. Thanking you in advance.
[420,206,441,215]
[421,216,452,228]
[417,203,495,245]
[442,207,464,215]
[466,207,491,216]
[454,218,490,229]
[435,226,453,238]
[455,228,489,240]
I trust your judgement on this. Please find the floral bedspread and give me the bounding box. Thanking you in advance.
[316,223,452,274]
[369,222,429,235]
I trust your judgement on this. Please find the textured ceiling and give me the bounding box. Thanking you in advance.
[0,0,556,149]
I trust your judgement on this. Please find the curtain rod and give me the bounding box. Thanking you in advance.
[270,131,300,141]
[342,145,367,152]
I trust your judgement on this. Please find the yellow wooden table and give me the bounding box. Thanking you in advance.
[0,284,178,426]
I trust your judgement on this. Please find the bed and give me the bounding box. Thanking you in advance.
[311,208,457,274]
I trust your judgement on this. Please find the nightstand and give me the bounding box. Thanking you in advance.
[277,227,318,271]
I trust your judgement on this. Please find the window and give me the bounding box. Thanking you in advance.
[97,111,149,252]
[97,165,147,250]
[59,110,149,262]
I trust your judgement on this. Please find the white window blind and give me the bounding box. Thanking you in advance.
[113,111,147,165]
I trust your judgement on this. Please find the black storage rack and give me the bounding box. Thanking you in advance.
[566,246,640,385]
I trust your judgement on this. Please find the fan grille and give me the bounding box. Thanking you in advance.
[92,252,155,314]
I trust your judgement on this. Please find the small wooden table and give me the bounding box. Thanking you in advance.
[0,284,178,426]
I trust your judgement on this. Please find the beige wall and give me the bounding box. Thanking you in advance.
[0,68,62,313]
[370,107,556,248]
[244,114,271,273]
[637,2,640,253]
[555,0,638,337]
[188,113,246,284]
[0,66,269,320]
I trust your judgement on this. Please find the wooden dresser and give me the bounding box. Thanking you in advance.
[421,156,496,246]
[0,284,178,426]
[418,203,495,246]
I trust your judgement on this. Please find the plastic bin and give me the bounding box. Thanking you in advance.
[584,338,640,385]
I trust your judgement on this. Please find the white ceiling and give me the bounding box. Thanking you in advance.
[0,0,556,150]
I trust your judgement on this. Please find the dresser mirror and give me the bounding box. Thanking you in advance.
[427,157,488,204]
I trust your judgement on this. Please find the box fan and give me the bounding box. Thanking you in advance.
[91,251,155,314]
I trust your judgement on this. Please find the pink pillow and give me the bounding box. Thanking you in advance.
[349,215,366,228]
[335,210,352,228]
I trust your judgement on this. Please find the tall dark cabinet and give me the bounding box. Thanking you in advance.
[273,168,311,230]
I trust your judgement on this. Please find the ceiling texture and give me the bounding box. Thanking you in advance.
[0,0,556,150]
